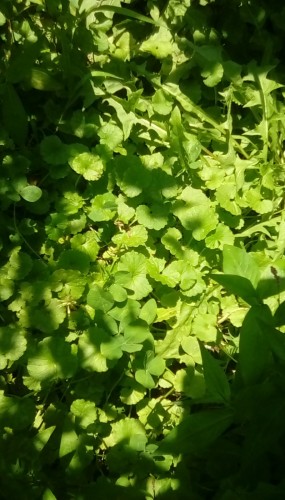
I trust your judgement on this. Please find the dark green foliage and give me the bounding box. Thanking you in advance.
[1,0,285,497]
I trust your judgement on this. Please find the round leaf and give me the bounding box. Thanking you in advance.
[19,185,42,202]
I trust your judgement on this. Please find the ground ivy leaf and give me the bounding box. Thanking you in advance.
[98,122,124,150]
[57,249,90,274]
[216,183,241,215]
[88,193,117,222]
[70,399,98,429]
[0,391,35,430]
[112,225,148,247]
[136,204,168,230]
[71,231,100,261]
[40,135,69,165]
[0,325,27,369]
[78,327,112,372]
[162,227,184,258]
[205,224,235,249]
[114,155,151,198]
[50,269,86,300]
[191,313,218,342]
[8,247,33,280]
[244,188,273,214]
[0,275,14,300]
[120,377,146,405]
[116,251,152,300]
[173,186,218,240]
[104,417,146,449]
[56,191,84,215]
[87,284,114,313]
[117,194,136,223]
[27,337,77,382]
[69,152,104,181]
[19,298,66,334]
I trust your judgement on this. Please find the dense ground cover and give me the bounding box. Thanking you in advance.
[1,0,285,498]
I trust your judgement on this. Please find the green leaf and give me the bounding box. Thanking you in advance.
[78,327,111,372]
[98,122,124,150]
[274,300,285,327]
[222,245,261,286]
[202,62,224,87]
[87,285,114,313]
[116,251,152,300]
[181,335,202,364]
[135,369,155,389]
[192,313,218,342]
[135,351,165,389]
[59,418,78,458]
[0,325,27,369]
[238,306,272,386]
[152,89,173,115]
[101,335,124,360]
[27,337,77,383]
[200,344,231,403]
[70,399,98,429]
[0,391,35,430]
[2,83,28,146]
[88,193,117,222]
[122,319,151,352]
[211,274,261,306]
[109,283,128,303]
[112,225,148,247]
[139,298,157,325]
[57,249,90,273]
[8,247,33,280]
[40,136,69,165]
[19,185,42,202]
[69,152,104,181]
[21,298,66,334]
[28,68,62,91]
[50,269,86,300]
[140,27,173,59]
[104,417,145,448]
[157,408,233,456]
[136,204,168,230]
[173,187,218,240]
[71,231,99,261]
[256,263,285,299]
